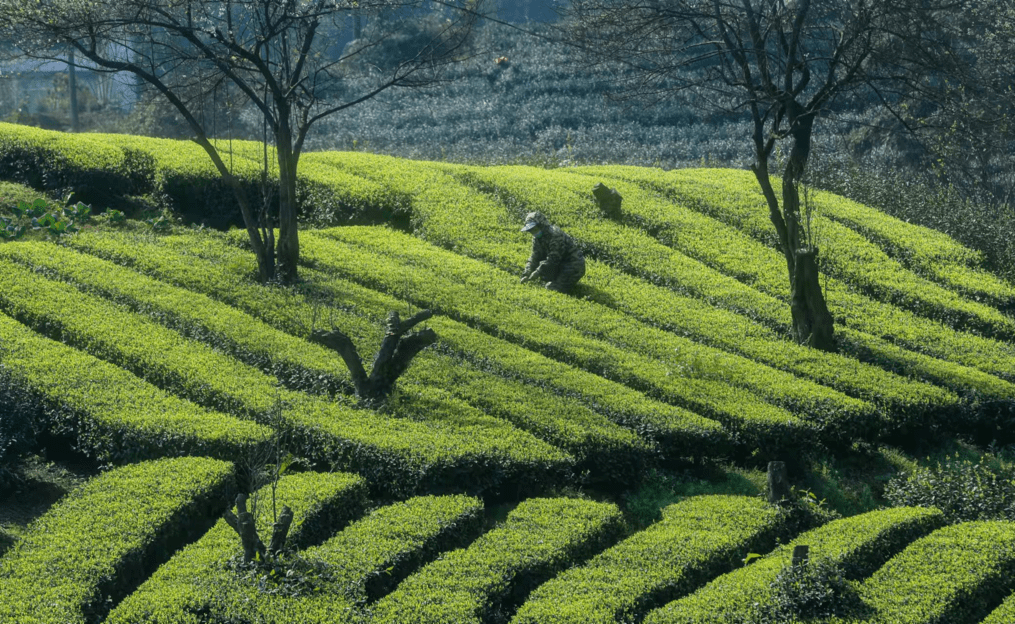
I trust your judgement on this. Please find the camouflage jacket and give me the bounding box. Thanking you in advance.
[524,224,583,279]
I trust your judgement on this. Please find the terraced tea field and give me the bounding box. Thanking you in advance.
[2,123,1015,622]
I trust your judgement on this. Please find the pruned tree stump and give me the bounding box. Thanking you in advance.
[592,183,623,220]
[224,493,294,564]
[311,310,438,405]
[767,461,791,504]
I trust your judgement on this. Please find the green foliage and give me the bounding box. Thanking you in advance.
[105,470,369,624]
[807,152,1015,287]
[260,494,484,617]
[583,166,1015,389]
[306,225,816,453]
[0,192,90,241]
[884,454,1015,523]
[67,227,729,464]
[983,589,1015,623]
[852,520,1015,624]
[0,457,236,624]
[749,557,863,623]
[512,495,785,624]
[641,506,944,624]
[0,240,650,484]
[369,497,626,624]
[0,311,270,464]
[0,366,38,490]
[451,164,959,428]
[5,254,571,493]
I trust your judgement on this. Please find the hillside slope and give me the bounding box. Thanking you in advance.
[3,126,1015,622]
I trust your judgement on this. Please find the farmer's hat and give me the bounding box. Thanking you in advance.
[521,211,548,232]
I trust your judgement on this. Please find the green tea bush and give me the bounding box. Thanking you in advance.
[0,258,571,495]
[0,312,270,465]
[851,520,1015,624]
[511,495,785,624]
[884,454,1015,523]
[575,165,1015,388]
[306,227,838,450]
[983,591,1015,624]
[67,228,731,462]
[369,497,626,624]
[105,470,368,624]
[453,164,959,424]
[0,123,140,209]
[0,366,38,490]
[642,506,944,624]
[0,240,651,484]
[0,457,237,624]
[806,152,1015,288]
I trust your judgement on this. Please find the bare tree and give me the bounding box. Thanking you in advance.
[2,0,486,283]
[564,0,972,351]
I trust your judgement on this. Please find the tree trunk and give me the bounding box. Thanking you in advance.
[276,119,300,285]
[753,103,835,352]
[67,49,79,132]
[783,109,835,352]
[310,310,437,403]
[792,249,835,350]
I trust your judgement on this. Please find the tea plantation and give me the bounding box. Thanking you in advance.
[2,123,1015,622]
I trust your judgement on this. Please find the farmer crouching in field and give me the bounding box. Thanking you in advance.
[519,211,586,293]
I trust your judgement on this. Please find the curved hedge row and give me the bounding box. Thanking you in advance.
[511,495,784,624]
[308,227,854,449]
[105,470,369,624]
[0,240,651,483]
[589,166,1015,341]
[305,153,1015,413]
[641,506,944,624]
[253,494,485,623]
[0,123,141,204]
[65,228,731,461]
[368,497,626,624]
[0,457,237,624]
[983,592,1015,624]
[803,186,1015,310]
[448,165,962,417]
[845,520,1015,624]
[0,311,270,464]
[449,163,1012,404]
[579,165,1015,382]
[0,258,571,495]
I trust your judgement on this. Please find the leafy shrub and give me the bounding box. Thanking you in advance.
[0,457,237,624]
[807,152,1015,286]
[512,495,785,624]
[642,506,944,624]
[67,227,730,463]
[370,497,626,624]
[0,256,569,495]
[884,454,1015,523]
[105,470,369,624]
[746,557,865,623]
[0,365,38,490]
[306,226,816,454]
[0,311,269,465]
[0,240,650,485]
[854,520,1015,624]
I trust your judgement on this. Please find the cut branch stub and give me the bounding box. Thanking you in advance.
[767,461,791,505]
[227,493,267,563]
[592,183,623,220]
[310,310,438,404]
[267,505,294,554]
